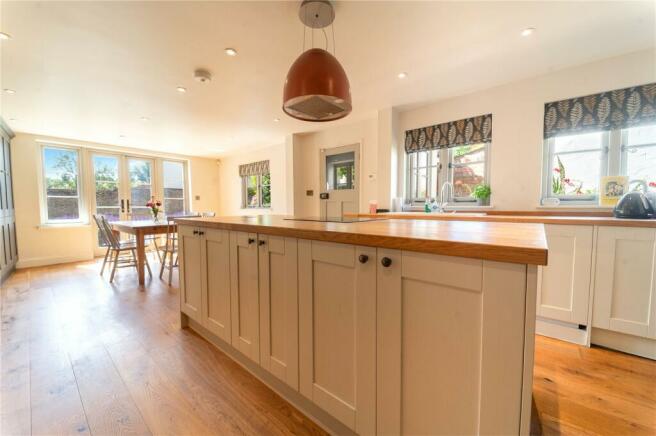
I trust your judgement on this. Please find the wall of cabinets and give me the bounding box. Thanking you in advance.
[536,223,656,358]
[178,224,534,435]
[0,121,17,283]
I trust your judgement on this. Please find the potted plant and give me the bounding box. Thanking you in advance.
[472,184,491,206]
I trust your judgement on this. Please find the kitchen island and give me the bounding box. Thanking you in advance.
[175,215,548,435]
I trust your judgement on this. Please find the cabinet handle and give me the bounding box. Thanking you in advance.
[248,238,255,244]
[198,231,205,236]
[358,254,369,264]
[381,257,392,268]
[258,240,266,246]
[193,230,199,235]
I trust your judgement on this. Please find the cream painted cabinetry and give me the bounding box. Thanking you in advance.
[179,225,203,322]
[298,240,376,435]
[593,226,656,339]
[230,231,261,363]
[537,225,593,325]
[377,250,531,435]
[258,235,299,389]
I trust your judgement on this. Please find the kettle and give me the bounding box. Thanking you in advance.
[613,191,655,219]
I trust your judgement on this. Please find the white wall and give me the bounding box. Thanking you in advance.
[292,117,379,216]
[217,142,290,216]
[398,49,656,210]
[12,132,220,268]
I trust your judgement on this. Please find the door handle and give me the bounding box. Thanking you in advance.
[126,199,131,213]
[120,199,125,213]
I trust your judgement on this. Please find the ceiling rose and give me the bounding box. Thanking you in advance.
[283,0,351,122]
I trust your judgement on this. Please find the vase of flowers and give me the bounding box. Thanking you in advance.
[146,197,162,222]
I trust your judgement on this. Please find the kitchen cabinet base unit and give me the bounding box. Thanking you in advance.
[536,317,589,346]
[182,315,357,436]
[591,328,656,360]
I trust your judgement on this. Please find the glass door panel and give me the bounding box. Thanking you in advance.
[92,154,121,246]
[127,158,153,220]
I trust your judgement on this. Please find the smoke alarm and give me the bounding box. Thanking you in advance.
[194,69,212,83]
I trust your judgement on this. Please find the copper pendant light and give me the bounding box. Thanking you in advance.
[283,0,352,122]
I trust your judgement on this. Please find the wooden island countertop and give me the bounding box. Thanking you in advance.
[175,215,548,265]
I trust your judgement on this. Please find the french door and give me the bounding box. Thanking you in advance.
[91,153,154,250]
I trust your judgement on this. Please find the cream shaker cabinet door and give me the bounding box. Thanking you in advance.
[298,239,376,435]
[258,235,299,390]
[593,227,656,339]
[201,228,231,343]
[377,250,528,435]
[537,225,593,325]
[179,225,202,323]
[229,231,260,363]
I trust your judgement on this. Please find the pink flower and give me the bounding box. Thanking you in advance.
[563,178,571,185]
[553,167,561,173]
[649,182,656,188]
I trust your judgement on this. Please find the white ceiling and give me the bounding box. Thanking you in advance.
[1,1,654,157]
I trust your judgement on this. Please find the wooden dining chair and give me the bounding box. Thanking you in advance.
[159,213,200,285]
[124,212,163,262]
[92,214,113,276]
[99,215,153,282]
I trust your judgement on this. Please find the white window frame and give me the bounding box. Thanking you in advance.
[160,158,190,215]
[40,144,87,224]
[405,143,490,205]
[541,124,656,205]
[241,173,271,209]
[447,143,490,203]
[406,149,440,203]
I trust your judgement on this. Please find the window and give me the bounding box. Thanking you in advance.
[42,146,82,222]
[449,144,488,201]
[406,145,488,204]
[242,173,271,208]
[542,124,656,203]
[162,160,186,215]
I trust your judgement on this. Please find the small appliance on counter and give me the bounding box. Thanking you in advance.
[613,191,655,219]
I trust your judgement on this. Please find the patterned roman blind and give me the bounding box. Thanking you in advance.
[404,113,492,153]
[239,160,269,177]
[543,83,656,139]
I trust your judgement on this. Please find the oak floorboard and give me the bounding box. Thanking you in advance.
[2,260,654,436]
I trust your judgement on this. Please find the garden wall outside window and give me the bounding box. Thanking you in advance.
[542,83,656,204]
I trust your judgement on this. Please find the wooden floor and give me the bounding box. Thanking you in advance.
[1,259,654,436]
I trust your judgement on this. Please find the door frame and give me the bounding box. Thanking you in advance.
[319,142,361,218]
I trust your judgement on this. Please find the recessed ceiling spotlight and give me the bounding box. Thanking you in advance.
[176,86,187,93]
[4,89,15,94]
[140,116,150,121]
[225,48,238,57]
[397,72,408,79]
[274,118,280,122]
[521,27,536,37]
[0,32,11,40]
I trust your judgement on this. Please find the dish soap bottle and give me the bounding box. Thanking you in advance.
[424,199,431,213]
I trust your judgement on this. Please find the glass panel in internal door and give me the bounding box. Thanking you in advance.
[128,159,152,220]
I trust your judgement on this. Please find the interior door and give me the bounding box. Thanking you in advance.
[319,144,359,218]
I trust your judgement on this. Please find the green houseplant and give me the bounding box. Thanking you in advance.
[472,184,491,206]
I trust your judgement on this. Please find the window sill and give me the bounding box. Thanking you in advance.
[536,205,613,210]
[241,207,272,211]
[38,222,91,229]
[402,204,494,212]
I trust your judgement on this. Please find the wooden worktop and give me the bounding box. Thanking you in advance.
[175,215,548,265]
[348,212,656,228]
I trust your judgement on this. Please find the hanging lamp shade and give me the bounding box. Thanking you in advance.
[283,48,352,122]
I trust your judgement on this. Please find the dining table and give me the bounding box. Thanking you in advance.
[111,219,174,286]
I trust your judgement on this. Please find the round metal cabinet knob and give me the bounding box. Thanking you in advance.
[381,257,392,268]
[358,254,369,264]
[248,238,255,244]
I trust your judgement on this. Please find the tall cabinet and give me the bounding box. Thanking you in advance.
[0,119,17,283]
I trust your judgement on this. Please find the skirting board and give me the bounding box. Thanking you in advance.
[536,317,588,346]
[16,254,93,269]
[185,316,356,436]
[591,328,656,360]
